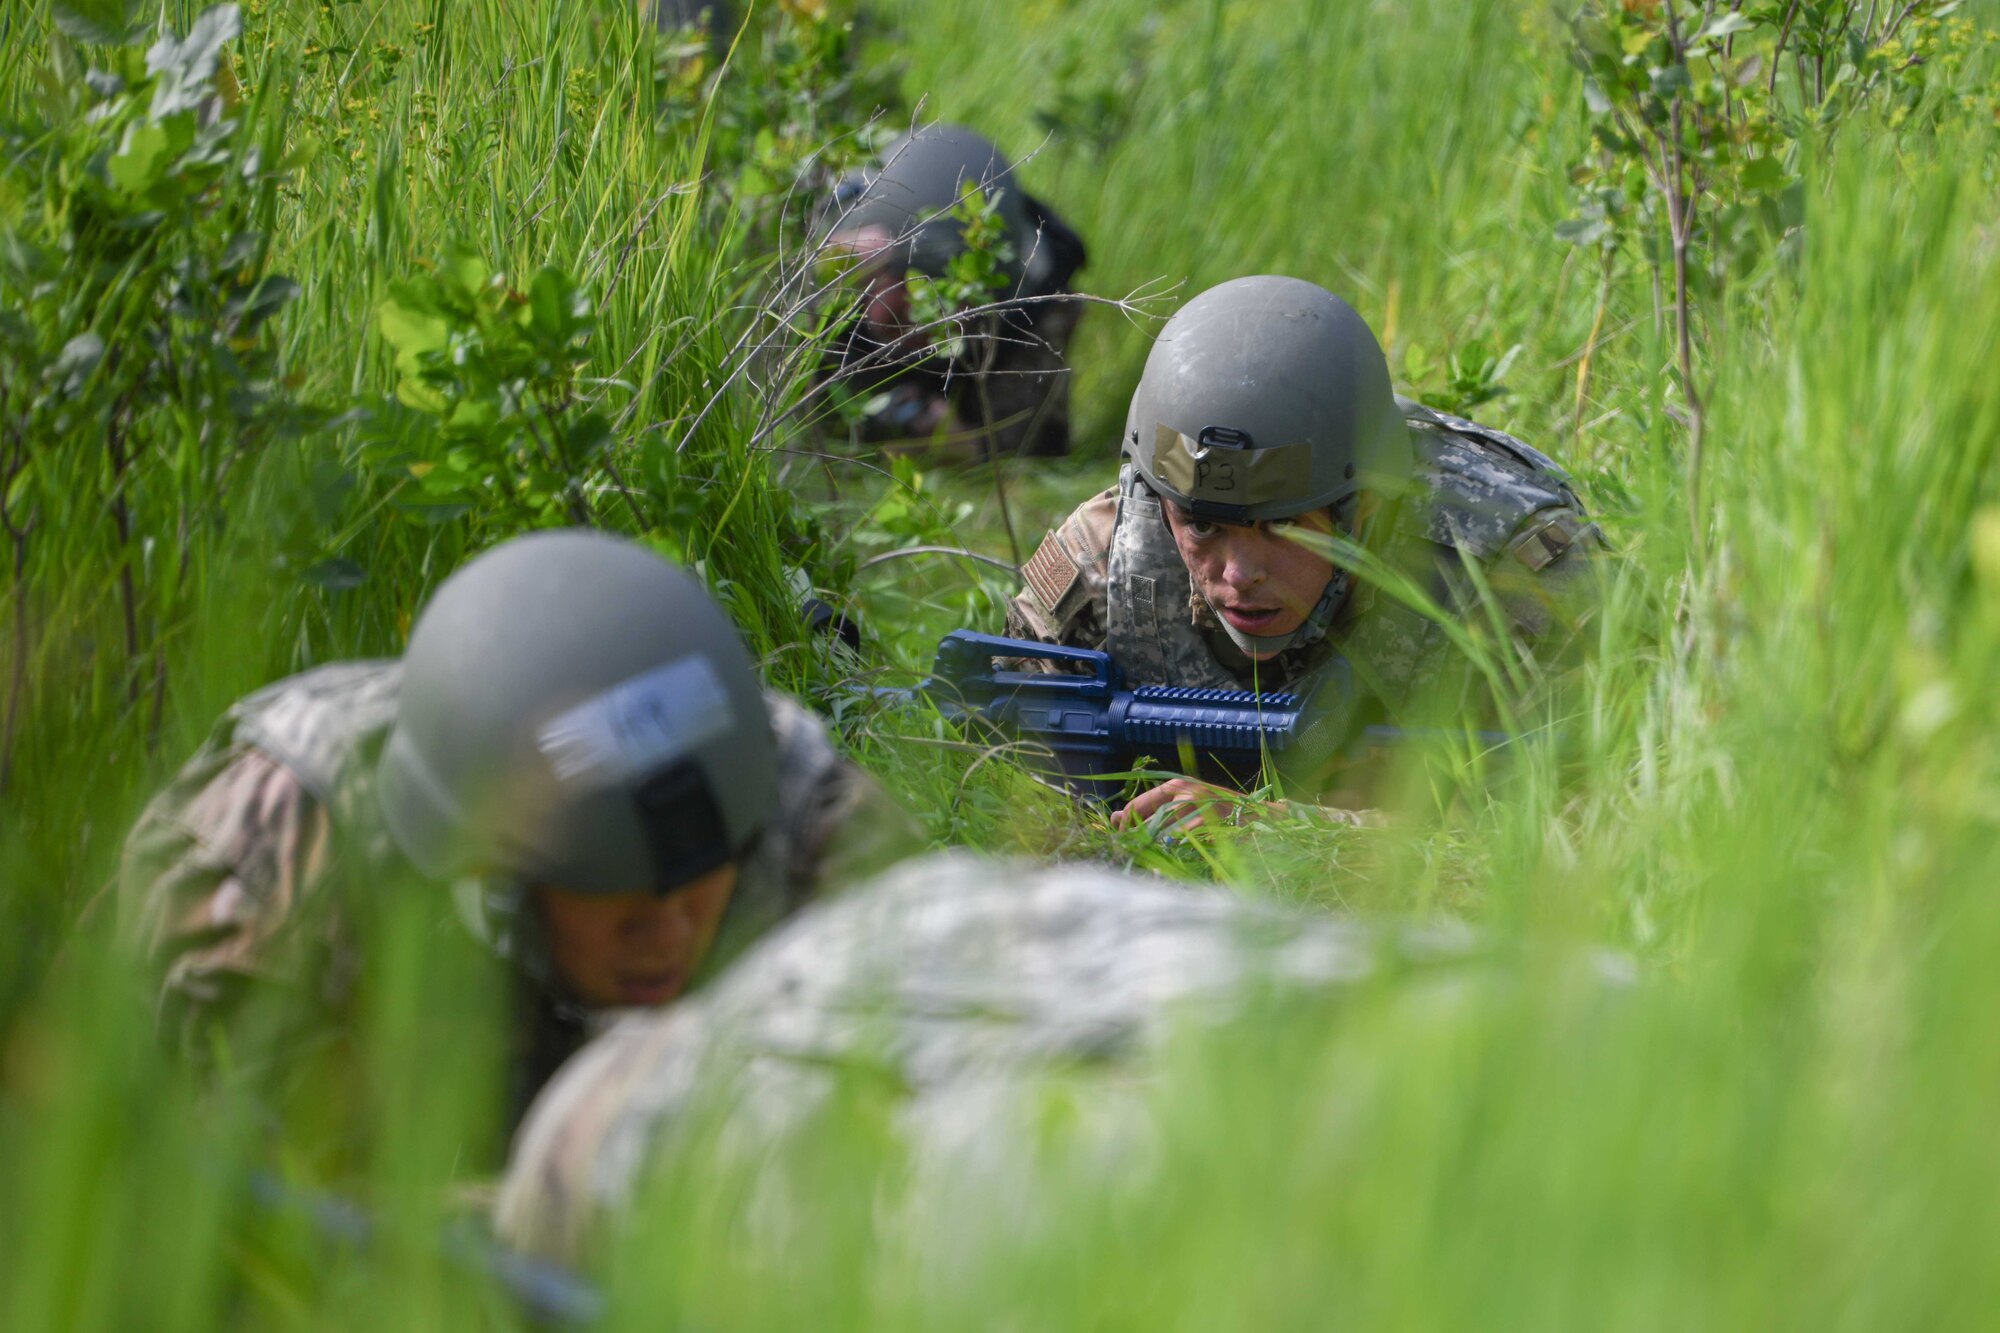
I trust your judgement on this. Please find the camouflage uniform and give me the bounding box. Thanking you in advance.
[1006,399,1602,751]
[117,660,919,1120]
[494,850,1484,1263]
[821,283,1087,461]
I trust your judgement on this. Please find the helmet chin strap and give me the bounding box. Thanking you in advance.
[453,876,609,1024]
[454,874,559,994]
[1211,566,1353,661]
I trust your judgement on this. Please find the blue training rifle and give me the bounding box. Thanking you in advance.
[871,631,1318,797]
[870,631,1521,799]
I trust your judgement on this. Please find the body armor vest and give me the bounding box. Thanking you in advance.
[1104,400,1587,698]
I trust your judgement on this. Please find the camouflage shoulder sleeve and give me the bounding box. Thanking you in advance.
[1003,486,1117,671]
[1339,413,1605,717]
[1479,504,1603,663]
[115,661,400,1039]
[118,731,334,1037]
[766,691,923,896]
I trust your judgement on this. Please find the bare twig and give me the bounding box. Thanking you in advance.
[1573,246,1618,439]
[105,390,144,709]
[970,324,1024,567]
[857,545,1018,576]
[1880,1,1923,46]
[1770,0,1803,96]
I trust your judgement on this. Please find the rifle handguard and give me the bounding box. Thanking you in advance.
[1121,685,1304,754]
[875,631,1306,795]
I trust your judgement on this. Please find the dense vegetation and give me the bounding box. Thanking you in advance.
[4,0,2000,1327]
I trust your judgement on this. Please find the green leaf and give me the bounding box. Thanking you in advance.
[377,284,451,360]
[444,397,498,435]
[51,332,105,393]
[220,230,265,270]
[1779,181,1806,230]
[439,246,490,303]
[1572,15,1619,61]
[107,121,173,196]
[145,4,242,118]
[527,266,577,343]
[394,378,449,414]
[1402,341,1433,382]
[227,274,299,334]
[5,457,33,512]
[418,459,473,495]
[565,412,612,460]
[1554,217,1613,246]
[51,0,144,46]
[1697,12,1755,42]
[1740,154,1786,194]
[275,138,321,175]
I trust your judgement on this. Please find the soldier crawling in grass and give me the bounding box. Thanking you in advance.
[809,123,1089,462]
[494,848,1485,1265]
[118,530,919,1125]
[1003,275,1603,829]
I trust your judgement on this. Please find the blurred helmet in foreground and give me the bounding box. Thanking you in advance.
[377,529,778,898]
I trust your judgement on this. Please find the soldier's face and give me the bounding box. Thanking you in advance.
[1163,503,1339,659]
[533,862,739,1009]
[821,225,914,334]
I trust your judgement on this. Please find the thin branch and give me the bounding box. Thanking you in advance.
[103,385,146,710]
[1662,4,1709,555]
[1572,246,1618,439]
[1880,1,1923,46]
[856,545,1018,576]
[1770,0,1803,96]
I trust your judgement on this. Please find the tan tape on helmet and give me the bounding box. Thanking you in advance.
[1150,424,1318,509]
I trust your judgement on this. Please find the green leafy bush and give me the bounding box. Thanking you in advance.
[1557,0,1998,536]
[0,2,304,773]
[373,248,611,529]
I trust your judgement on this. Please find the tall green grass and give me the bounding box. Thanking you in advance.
[4,0,2000,1327]
[0,0,850,962]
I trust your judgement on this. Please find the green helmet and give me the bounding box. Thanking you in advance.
[1124,275,1410,526]
[376,530,777,897]
[822,124,1035,285]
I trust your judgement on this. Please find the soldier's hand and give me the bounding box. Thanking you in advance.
[1111,777,1287,835]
